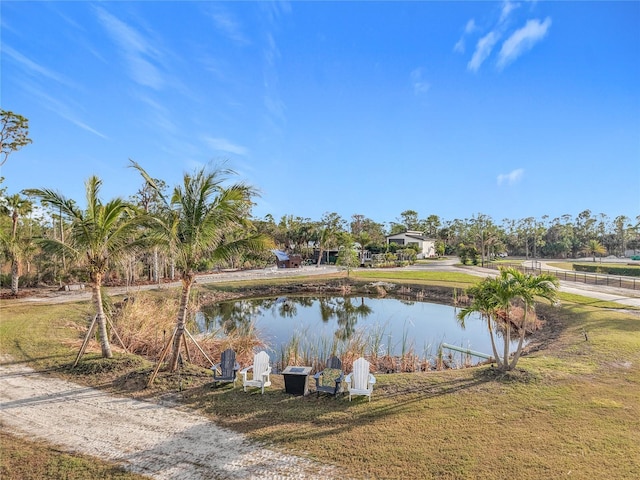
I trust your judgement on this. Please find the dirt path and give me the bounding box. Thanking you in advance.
[7,265,340,305]
[0,356,339,479]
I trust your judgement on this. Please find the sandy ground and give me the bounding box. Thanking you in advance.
[0,356,339,479]
[2,260,639,479]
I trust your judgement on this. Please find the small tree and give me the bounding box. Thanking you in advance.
[458,267,558,372]
[336,243,360,276]
[1,110,32,167]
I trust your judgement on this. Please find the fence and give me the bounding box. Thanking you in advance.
[485,262,640,291]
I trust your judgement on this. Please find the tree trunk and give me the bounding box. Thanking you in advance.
[501,308,511,371]
[93,273,113,358]
[10,257,19,296]
[153,248,159,284]
[169,275,193,371]
[486,316,503,369]
[509,309,529,370]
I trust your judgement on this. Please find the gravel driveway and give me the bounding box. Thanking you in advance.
[0,356,339,479]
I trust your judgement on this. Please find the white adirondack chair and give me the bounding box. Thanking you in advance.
[344,357,376,401]
[240,351,272,394]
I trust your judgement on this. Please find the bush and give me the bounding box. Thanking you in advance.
[573,264,640,277]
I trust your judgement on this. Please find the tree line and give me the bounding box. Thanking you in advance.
[2,109,636,372]
[2,109,639,296]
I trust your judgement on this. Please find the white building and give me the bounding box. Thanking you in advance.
[386,230,436,259]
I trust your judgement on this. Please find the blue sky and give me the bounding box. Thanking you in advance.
[2,1,639,227]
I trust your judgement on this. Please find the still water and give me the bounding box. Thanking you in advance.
[198,296,515,360]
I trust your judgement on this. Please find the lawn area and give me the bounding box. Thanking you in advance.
[352,269,480,288]
[547,261,640,271]
[1,273,639,479]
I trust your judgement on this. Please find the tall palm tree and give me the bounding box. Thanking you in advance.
[25,177,145,358]
[130,160,273,372]
[1,194,33,295]
[458,267,558,371]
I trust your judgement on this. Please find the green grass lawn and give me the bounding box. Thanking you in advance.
[1,272,639,479]
[352,269,480,288]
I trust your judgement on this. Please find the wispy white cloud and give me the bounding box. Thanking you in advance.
[202,136,248,156]
[67,118,109,139]
[94,7,165,90]
[497,17,552,69]
[261,0,292,25]
[468,31,500,72]
[460,3,549,72]
[208,6,250,46]
[497,168,524,186]
[453,38,465,54]
[262,32,287,134]
[500,1,520,24]
[3,45,76,87]
[138,95,177,134]
[410,68,430,95]
[453,18,477,53]
[21,82,108,139]
[465,19,478,34]
[264,32,280,68]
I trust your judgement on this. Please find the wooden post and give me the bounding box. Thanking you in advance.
[147,328,176,387]
[182,333,192,363]
[184,329,215,367]
[106,316,128,353]
[73,315,98,368]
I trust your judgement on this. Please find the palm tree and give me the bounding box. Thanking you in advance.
[457,279,504,369]
[25,177,145,358]
[582,239,606,262]
[507,268,558,370]
[130,160,273,372]
[0,194,33,295]
[458,267,558,371]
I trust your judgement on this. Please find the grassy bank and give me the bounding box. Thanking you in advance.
[1,272,639,479]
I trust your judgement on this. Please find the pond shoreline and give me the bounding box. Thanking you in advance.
[196,278,555,372]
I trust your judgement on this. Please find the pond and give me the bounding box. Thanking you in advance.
[198,295,520,370]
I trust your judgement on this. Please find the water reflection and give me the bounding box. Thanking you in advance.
[199,295,518,365]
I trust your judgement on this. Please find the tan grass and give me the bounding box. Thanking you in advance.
[112,292,264,368]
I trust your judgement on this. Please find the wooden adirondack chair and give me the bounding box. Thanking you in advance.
[240,350,272,394]
[313,355,344,397]
[211,348,240,388]
[344,357,376,401]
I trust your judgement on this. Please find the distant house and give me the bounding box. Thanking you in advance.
[271,250,302,268]
[386,230,436,259]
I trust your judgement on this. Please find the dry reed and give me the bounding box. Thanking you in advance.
[111,292,264,369]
